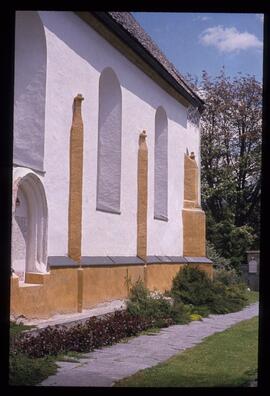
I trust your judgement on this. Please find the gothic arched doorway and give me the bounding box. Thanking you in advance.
[12,169,48,281]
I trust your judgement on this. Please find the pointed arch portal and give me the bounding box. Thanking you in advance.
[12,170,48,280]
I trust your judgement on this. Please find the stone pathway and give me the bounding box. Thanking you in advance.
[40,302,259,387]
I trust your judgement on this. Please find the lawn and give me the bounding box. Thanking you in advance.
[9,322,58,386]
[114,316,259,387]
[246,290,259,305]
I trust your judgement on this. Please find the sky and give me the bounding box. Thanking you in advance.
[132,12,264,82]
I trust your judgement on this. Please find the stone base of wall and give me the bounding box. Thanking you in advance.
[10,260,213,319]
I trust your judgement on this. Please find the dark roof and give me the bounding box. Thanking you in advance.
[91,12,204,111]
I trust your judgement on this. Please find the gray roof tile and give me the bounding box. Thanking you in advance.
[107,12,203,106]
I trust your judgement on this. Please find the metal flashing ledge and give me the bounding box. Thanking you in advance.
[48,256,212,268]
[185,256,213,264]
[48,256,78,268]
[80,256,114,265]
[109,256,144,265]
[48,256,145,268]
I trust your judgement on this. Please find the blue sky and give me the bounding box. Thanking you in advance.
[132,12,264,82]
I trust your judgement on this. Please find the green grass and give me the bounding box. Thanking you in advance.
[114,316,259,387]
[9,352,58,386]
[9,321,58,386]
[9,349,92,386]
[56,351,89,363]
[9,321,35,337]
[246,291,259,305]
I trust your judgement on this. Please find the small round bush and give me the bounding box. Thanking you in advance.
[190,313,202,321]
[209,281,248,314]
[171,265,248,315]
[127,279,175,324]
[190,305,211,317]
[171,266,214,306]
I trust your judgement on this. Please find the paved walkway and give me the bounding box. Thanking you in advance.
[40,302,259,387]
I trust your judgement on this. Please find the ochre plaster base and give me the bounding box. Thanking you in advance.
[10,262,213,319]
[146,263,185,292]
[182,208,206,257]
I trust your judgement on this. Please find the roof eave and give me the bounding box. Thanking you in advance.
[91,12,204,112]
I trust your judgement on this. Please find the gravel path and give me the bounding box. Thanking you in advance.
[40,302,259,387]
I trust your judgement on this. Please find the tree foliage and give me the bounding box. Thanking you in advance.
[186,70,262,269]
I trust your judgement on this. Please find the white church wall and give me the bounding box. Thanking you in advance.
[13,11,46,172]
[36,11,200,257]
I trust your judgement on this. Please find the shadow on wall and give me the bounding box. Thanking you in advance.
[96,67,122,214]
[13,11,46,172]
[38,11,187,128]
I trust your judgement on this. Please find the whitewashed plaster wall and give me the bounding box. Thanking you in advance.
[13,11,46,172]
[32,11,201,257]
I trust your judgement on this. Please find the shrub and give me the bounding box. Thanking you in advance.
[171,266,214,306]
[170,301,193,324]
[127,279,191,325]
[128,278,149,303]
[206,241,231,270]
[127,280,174,324]
[213,268,241,286]
[190,313,202,321]
[209,281,248,314]
[190,305,211,317]
[171,266,248,316]
[12,311,155,358]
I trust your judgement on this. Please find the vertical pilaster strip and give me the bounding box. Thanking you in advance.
[68,94,84,262]
[77,268,84,312]
[182,152,206,257]
[137,130,148,261]
[143,263,148,289]
[184,152,199,208]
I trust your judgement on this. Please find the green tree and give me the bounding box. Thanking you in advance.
[186,70,262,269]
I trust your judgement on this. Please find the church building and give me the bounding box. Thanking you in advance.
[11,11,212,319]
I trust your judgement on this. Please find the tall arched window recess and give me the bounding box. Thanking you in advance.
[154,106,168,221]
[96,67,122,214]
[13,11,47,172]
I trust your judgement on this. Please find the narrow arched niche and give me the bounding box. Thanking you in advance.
[96,67,122,214]
[13,11,47,172]
[154,106,168,221]
[12,171,48,280]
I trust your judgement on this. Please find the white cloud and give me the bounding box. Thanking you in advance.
[199,25,263,53]
[193,15,211,22]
